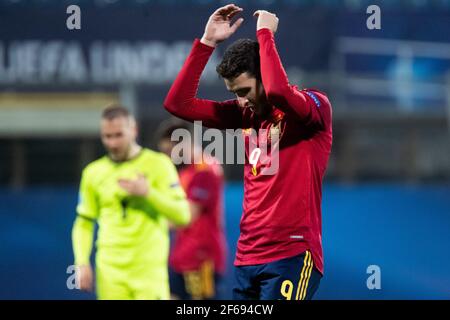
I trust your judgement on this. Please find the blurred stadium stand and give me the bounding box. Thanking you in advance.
[1,0,450,9]
[0,0,449,299]
[0,0,449,185]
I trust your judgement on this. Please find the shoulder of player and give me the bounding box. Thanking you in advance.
[82,155,110,176]
[140,148,174,168]
[194,158,223,177]
[296,87,331,108]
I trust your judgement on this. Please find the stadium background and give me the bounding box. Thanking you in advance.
[0,0,449,299]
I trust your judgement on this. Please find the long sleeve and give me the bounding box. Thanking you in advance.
[72,167,98,266]
[164,39,243,129]
[257,28,331,130]
[147,154,191,226]
[72,216,95,266]
[76,167,99,220]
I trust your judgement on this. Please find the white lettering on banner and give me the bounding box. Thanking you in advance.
[0,40,220,85]
[39,41,63,82]
[59,42,87,82]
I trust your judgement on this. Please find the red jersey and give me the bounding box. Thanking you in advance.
[169,160,227,274]
[164,28,332,274]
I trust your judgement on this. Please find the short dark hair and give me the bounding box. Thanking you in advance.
[216,39,261,81]
[102,104,131,120]
[155,118,192,143]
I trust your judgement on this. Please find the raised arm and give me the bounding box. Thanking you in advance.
[164,4,245,129]
[254,10,331,130]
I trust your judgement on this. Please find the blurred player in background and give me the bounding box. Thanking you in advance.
[71,105,190,300]
[156,119,227,300]
[164,4,332,300]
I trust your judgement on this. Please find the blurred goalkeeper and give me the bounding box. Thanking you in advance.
[164,4,332,300]
[71,105,190,300]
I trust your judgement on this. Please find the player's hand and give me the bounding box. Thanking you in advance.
[77,265,94,292]
[118,174,150,197]
[201,4,244,47]
[253,10,278,34]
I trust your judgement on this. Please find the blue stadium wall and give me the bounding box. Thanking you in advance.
[1,183,449,300]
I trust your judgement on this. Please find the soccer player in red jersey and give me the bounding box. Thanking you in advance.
[157,120,228,300]
[164,4,332,300]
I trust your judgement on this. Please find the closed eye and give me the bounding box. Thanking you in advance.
[234,88,250,97]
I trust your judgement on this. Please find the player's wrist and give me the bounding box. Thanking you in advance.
[138,182,150,197]
[139,188,149,197]
[75,262,91,268]
[200,36,217,48]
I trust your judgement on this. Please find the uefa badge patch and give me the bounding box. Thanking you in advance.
[305,91,321,108]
